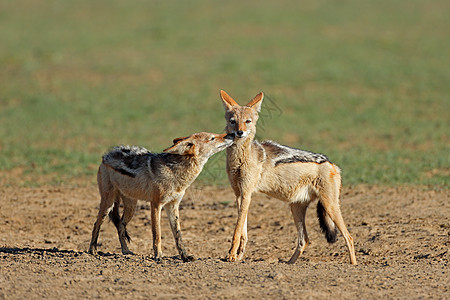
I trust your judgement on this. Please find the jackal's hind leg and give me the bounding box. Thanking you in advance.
[318,184,357,265]
[287,202,309,264]
[88,190,118,255]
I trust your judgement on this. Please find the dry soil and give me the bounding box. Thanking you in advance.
[0,185,448,299]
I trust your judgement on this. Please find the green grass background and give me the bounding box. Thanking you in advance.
[0,0,448,187]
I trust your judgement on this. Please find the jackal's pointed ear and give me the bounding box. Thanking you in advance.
[163,136,187,153]
[172,136,189,145]
[246,92,264,112]
[163,145,177,154]
[220,90,238,111]
[163,136,196,156]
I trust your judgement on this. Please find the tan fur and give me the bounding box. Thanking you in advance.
[220,90,357,264]
[88,132,233,262]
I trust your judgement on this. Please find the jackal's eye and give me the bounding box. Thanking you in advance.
[210,136,215,141]
[245,119,252,124]
[187,142,194,147]
[229,119,236,125]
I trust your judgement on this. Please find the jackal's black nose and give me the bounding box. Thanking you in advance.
[236,130,243,137]
[225,133,235,140]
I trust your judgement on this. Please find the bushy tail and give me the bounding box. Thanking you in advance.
[317,201,338,243]
[108,200,131,242]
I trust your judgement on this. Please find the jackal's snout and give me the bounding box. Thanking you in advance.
[218,133,234,148]
[225,133,235,140]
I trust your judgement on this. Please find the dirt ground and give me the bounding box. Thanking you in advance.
[0,184,448,299]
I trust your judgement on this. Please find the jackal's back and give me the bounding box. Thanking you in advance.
[102,145,152,178]
[260,140,330,166]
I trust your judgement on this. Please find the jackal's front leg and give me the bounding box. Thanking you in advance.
[227,194,251,262]
[236,194,248,260]
[166,201,194,262]
[237,214,248,260]
[151,202,163,261]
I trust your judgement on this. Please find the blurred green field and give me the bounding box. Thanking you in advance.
[0,0,448,187]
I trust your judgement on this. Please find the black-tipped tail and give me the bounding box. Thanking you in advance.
[317,201,338,243]
[123,228,131,243]
[109,203,131,243]
[108,203,121,227]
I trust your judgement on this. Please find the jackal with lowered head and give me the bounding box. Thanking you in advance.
[88,132,233,262]
[220,90,356,264]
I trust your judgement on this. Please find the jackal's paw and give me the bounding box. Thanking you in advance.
[88,247,97,255]
[226,253,238,262]
[122,250,135,255]
[181,255,195,262]
[237,252,245,261]
[153,250,163,262]
[286,258,297,265]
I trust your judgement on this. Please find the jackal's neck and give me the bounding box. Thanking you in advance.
[226,133,257,163]
[164,154,203,182]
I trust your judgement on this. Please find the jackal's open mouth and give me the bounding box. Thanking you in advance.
[218,141,232,149]
[225,133,235,140]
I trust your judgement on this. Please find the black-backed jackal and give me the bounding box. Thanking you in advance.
[88,132,233,261]
[220,90,357,264]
